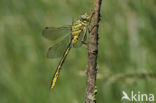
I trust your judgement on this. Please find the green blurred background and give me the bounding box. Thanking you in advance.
[0,0,156,103]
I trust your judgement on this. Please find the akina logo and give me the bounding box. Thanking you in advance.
[121,91,154,102]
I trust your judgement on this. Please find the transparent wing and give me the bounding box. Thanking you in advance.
[47,34,71,58]
[42,26,71,41]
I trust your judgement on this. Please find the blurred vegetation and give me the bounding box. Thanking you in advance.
[0,0,156,103]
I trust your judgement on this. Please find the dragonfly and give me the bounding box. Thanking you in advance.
[42,13,91,89]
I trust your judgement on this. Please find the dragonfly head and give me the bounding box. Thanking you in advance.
[80,13,90,22]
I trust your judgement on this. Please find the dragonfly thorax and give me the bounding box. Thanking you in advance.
[72,19,88,35]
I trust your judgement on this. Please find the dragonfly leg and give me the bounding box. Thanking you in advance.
[81,28,87,41]
[81,27,88,47]
[89,11,95,25]
[88,11,99,33]
[89,23,100,33]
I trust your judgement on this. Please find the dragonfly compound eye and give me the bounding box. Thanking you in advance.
[81,14,86,19]
[81,13,90,21]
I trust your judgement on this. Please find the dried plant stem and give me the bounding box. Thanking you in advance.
[85,0,102,103]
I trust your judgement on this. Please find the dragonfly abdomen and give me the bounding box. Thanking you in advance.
[50,42,72,89]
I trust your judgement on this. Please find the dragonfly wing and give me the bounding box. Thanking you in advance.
[42,26,71,41]
[47,34,71,58]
